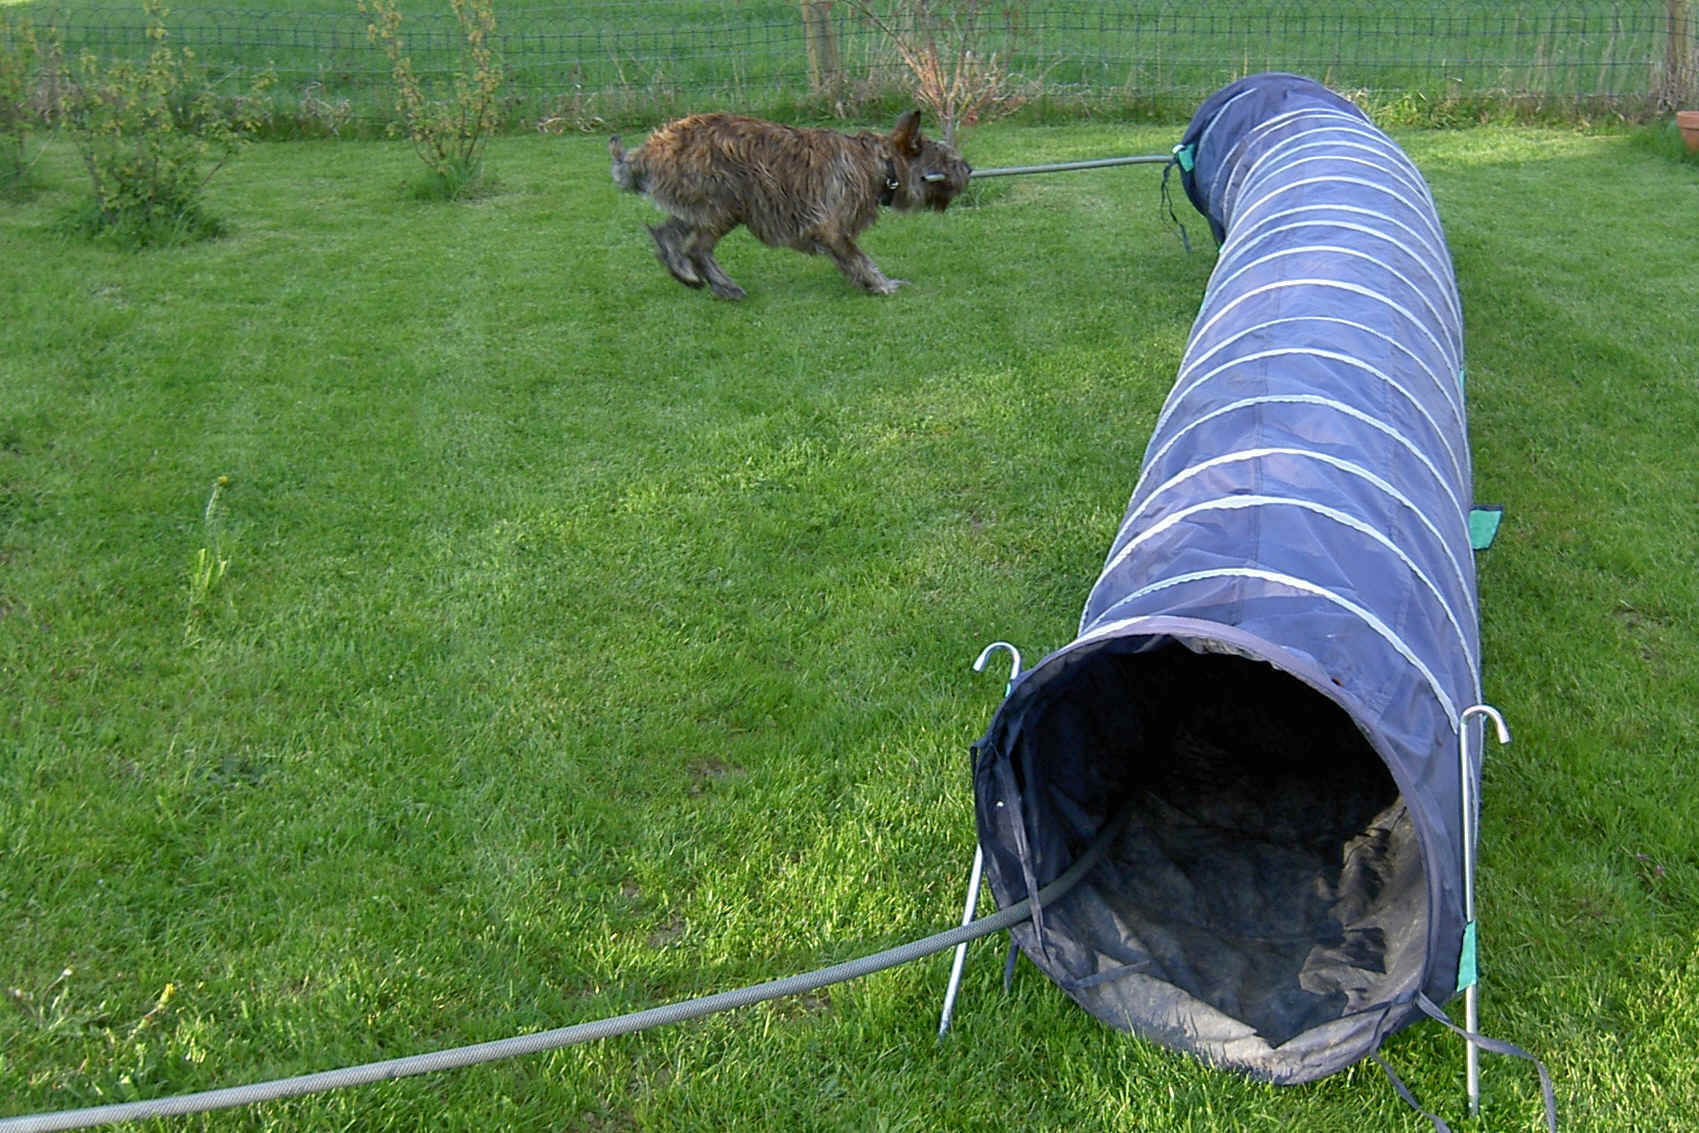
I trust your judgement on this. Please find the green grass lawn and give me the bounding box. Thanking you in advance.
[2,119,1697,1130]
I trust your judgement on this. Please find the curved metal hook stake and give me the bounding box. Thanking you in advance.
[972,641,1023,690]
[1457,703,1511,1116]
[1462,703,1510,745]
[937,845,984,1038]
[938,642,1024,1037]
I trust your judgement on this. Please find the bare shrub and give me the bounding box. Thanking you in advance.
[847,0,1030,144]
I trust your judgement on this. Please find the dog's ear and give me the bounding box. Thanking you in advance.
[891,109,923,157]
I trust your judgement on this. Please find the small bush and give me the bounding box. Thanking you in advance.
[59,0,271,248]
[360,0,505,201]
[0,10,60,200]
[848,0,1031,146]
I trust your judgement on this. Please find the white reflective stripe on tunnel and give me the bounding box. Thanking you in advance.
[1227,181,1455,297]
[1233,106,1440,209]
[1092,494,1479,678]
[1242,142,1435,213]
[1193,87,1274,215]
[1198,245,1462,369]
[1133,394,1469,540]
[1152,346,1468,489]
[1242,154,1435,222]
[1223,220,1460,329]
[1221,204,1459,326]
[1173,310,1464,426]
[1238,130,1434,208]
[1178,279,1463,412]
[1209,106,1372,213]
[1238,105,1375,146]
[1083,570,1463,727]
[1110,447,1476,617]
[1224,173,1451,264]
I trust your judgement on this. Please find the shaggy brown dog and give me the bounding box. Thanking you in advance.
[609,110,972,300]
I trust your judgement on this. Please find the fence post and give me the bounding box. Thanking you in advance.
[799,0,841,93]
[1667,0,1695,107]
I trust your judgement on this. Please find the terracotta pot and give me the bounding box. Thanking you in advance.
[1678,110,1699,154]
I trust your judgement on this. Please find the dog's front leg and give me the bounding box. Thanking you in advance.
[647,217,704,289]
[823,237,906,296]
[684,227,747,302]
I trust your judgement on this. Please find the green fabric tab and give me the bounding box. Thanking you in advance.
[1458,921,1479,991]
[1469,506,1503,551]
[1173,143,1195,173]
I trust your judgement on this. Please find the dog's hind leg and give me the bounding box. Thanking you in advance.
[647,217,704,289]
[822,236,905,296]
[684,228,747,302]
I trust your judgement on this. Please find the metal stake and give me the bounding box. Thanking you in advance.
[937,844,984,1037]
[937,642,1022,1037]
[1459,704,1510,1116]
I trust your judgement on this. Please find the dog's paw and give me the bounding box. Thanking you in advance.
[869,277,908,296]
[647,225,704,288]
[665,263,706,288]
[709,281,747,302]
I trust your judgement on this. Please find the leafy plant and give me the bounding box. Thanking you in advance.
[360,0,505,200]
[59,0,272,247]
[0,9,60,199]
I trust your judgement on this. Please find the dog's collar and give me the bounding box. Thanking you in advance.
[880,160,899,207]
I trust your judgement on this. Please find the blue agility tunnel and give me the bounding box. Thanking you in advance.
[971,74,1494,1085]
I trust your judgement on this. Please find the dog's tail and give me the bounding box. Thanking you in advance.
[609,135,639,192]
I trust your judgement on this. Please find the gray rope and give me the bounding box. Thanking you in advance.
[1,808,1130,1132]
[971,154,1172,178]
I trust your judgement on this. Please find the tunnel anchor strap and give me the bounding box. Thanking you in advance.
[1373,1053,1458,1133]
[1160,146,1194,253]
[1414,993,1558,1132]
[1376,994,1558,1133]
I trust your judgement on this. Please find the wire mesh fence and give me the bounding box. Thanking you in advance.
[33,1,1699,128]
